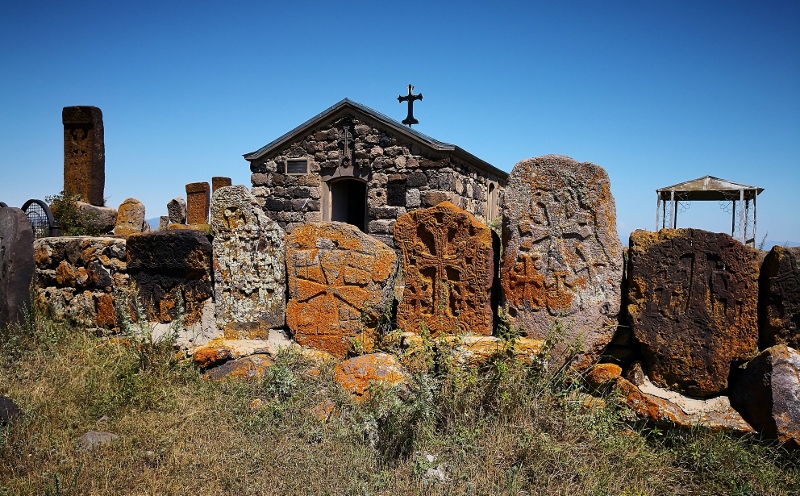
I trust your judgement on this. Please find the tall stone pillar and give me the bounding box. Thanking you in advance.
[212,176,232,192]
[62,106,105,206]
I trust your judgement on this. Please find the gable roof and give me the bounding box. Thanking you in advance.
[243,98,508,180]
[657,175,764,201]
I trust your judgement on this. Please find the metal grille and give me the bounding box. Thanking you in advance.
[21,199,60,238]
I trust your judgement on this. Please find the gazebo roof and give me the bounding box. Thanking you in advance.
[657,175,764,201]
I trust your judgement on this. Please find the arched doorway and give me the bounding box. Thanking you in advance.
[326,178,367,231]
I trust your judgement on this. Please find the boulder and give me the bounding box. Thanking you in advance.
[627,228,759,397]
[204,354,275,381]
[501,155,624,371]
[333,353,407,401]
[114,197,147,236]
[286,222,397,358]
[126,230,213,325]
[0,396,22,425]
[211,186,285,338]
[729,345,800,448]
[394,201,495,336]
[759,246,800,349]
[0,207,34,327]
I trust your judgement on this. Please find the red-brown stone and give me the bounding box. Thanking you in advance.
[62,106,104,206]
[394,201,494,336]
[185,182,210,226]
[627,228,759,397]
[286,222,397,358]
[333,353,407,401]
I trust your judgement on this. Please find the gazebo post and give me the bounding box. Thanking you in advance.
[731,198,736,237]
[670,190,676,228]
[752,192,757,246]
[738,189,745,243]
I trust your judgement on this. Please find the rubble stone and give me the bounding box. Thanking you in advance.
[627,228,759,397]
[63,106,104,206]
[729,345,800,448]
[33,236,127,329]
[76,201,117,234]
[126,230,213,325]
[0,208,34,327]
[394,201,494,336]
[211,185,285,337]
[114,198,147,236]
[286,222,397,358]
[333,353,407,401]
[759,246,800,349]
[501,155,624,371]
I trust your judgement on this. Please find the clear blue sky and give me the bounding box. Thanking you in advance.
[2,1,798,245]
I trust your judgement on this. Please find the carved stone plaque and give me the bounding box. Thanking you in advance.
[395,201,494,336]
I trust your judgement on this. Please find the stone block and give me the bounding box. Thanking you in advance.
[211,176,232,192]
[730,345,800,449]
[627,228,759,397]
[126,230,213,325]
[211,185,286,336]
[167,196,186,224]
[0,208,34,327]
[421,190,451,207]
[395,201,494,336]
[286,222,398,358]
[63,106,104,206]
[501,155,624,371]
[759,246,800,349]
[114,198,147,237]
[185,182,210,225]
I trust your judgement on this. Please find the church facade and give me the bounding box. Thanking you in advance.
[244,99,507,248]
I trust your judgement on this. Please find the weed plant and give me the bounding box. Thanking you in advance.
[1,311,798,495]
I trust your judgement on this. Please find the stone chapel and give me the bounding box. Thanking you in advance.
[244,99,507,248]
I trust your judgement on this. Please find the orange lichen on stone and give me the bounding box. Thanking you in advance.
[394,201,494,337]
[333,353,407,401]
[95,292,116,327]
[585,363,622,389]
[286,222,397,358]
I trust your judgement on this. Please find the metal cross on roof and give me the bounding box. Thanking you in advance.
[397,84,423,127]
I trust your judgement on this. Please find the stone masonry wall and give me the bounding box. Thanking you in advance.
[250,114,501,248]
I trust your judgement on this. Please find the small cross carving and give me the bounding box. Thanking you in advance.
[338,118,354,167]
[397,84,423,127]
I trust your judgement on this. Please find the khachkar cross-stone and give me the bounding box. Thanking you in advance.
[397,84,423,127]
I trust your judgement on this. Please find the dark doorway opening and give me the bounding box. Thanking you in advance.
[330,178,366,231]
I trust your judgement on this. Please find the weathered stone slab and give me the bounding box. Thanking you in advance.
[211,185,286,337]
[33,236,127,329]
[615,373,754,434]
[167,196,186,225]
[126,230,213,325]
[158,216,169,230]
[63,106,105,206]
[286,222,397,358]
[114,198,147,236]
[501,155,624,371]
[186,182,210,226]
[76,202,117,234]
[730,345,800,449]
[0,208,34,327]
[212,176,232,192]
[394,201,494,336]
[628,229,759,397]
[759,246,800,349]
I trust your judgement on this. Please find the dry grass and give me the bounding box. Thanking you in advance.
[1,312,798,495]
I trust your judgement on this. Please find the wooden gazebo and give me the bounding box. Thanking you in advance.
[656,176,763,246]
